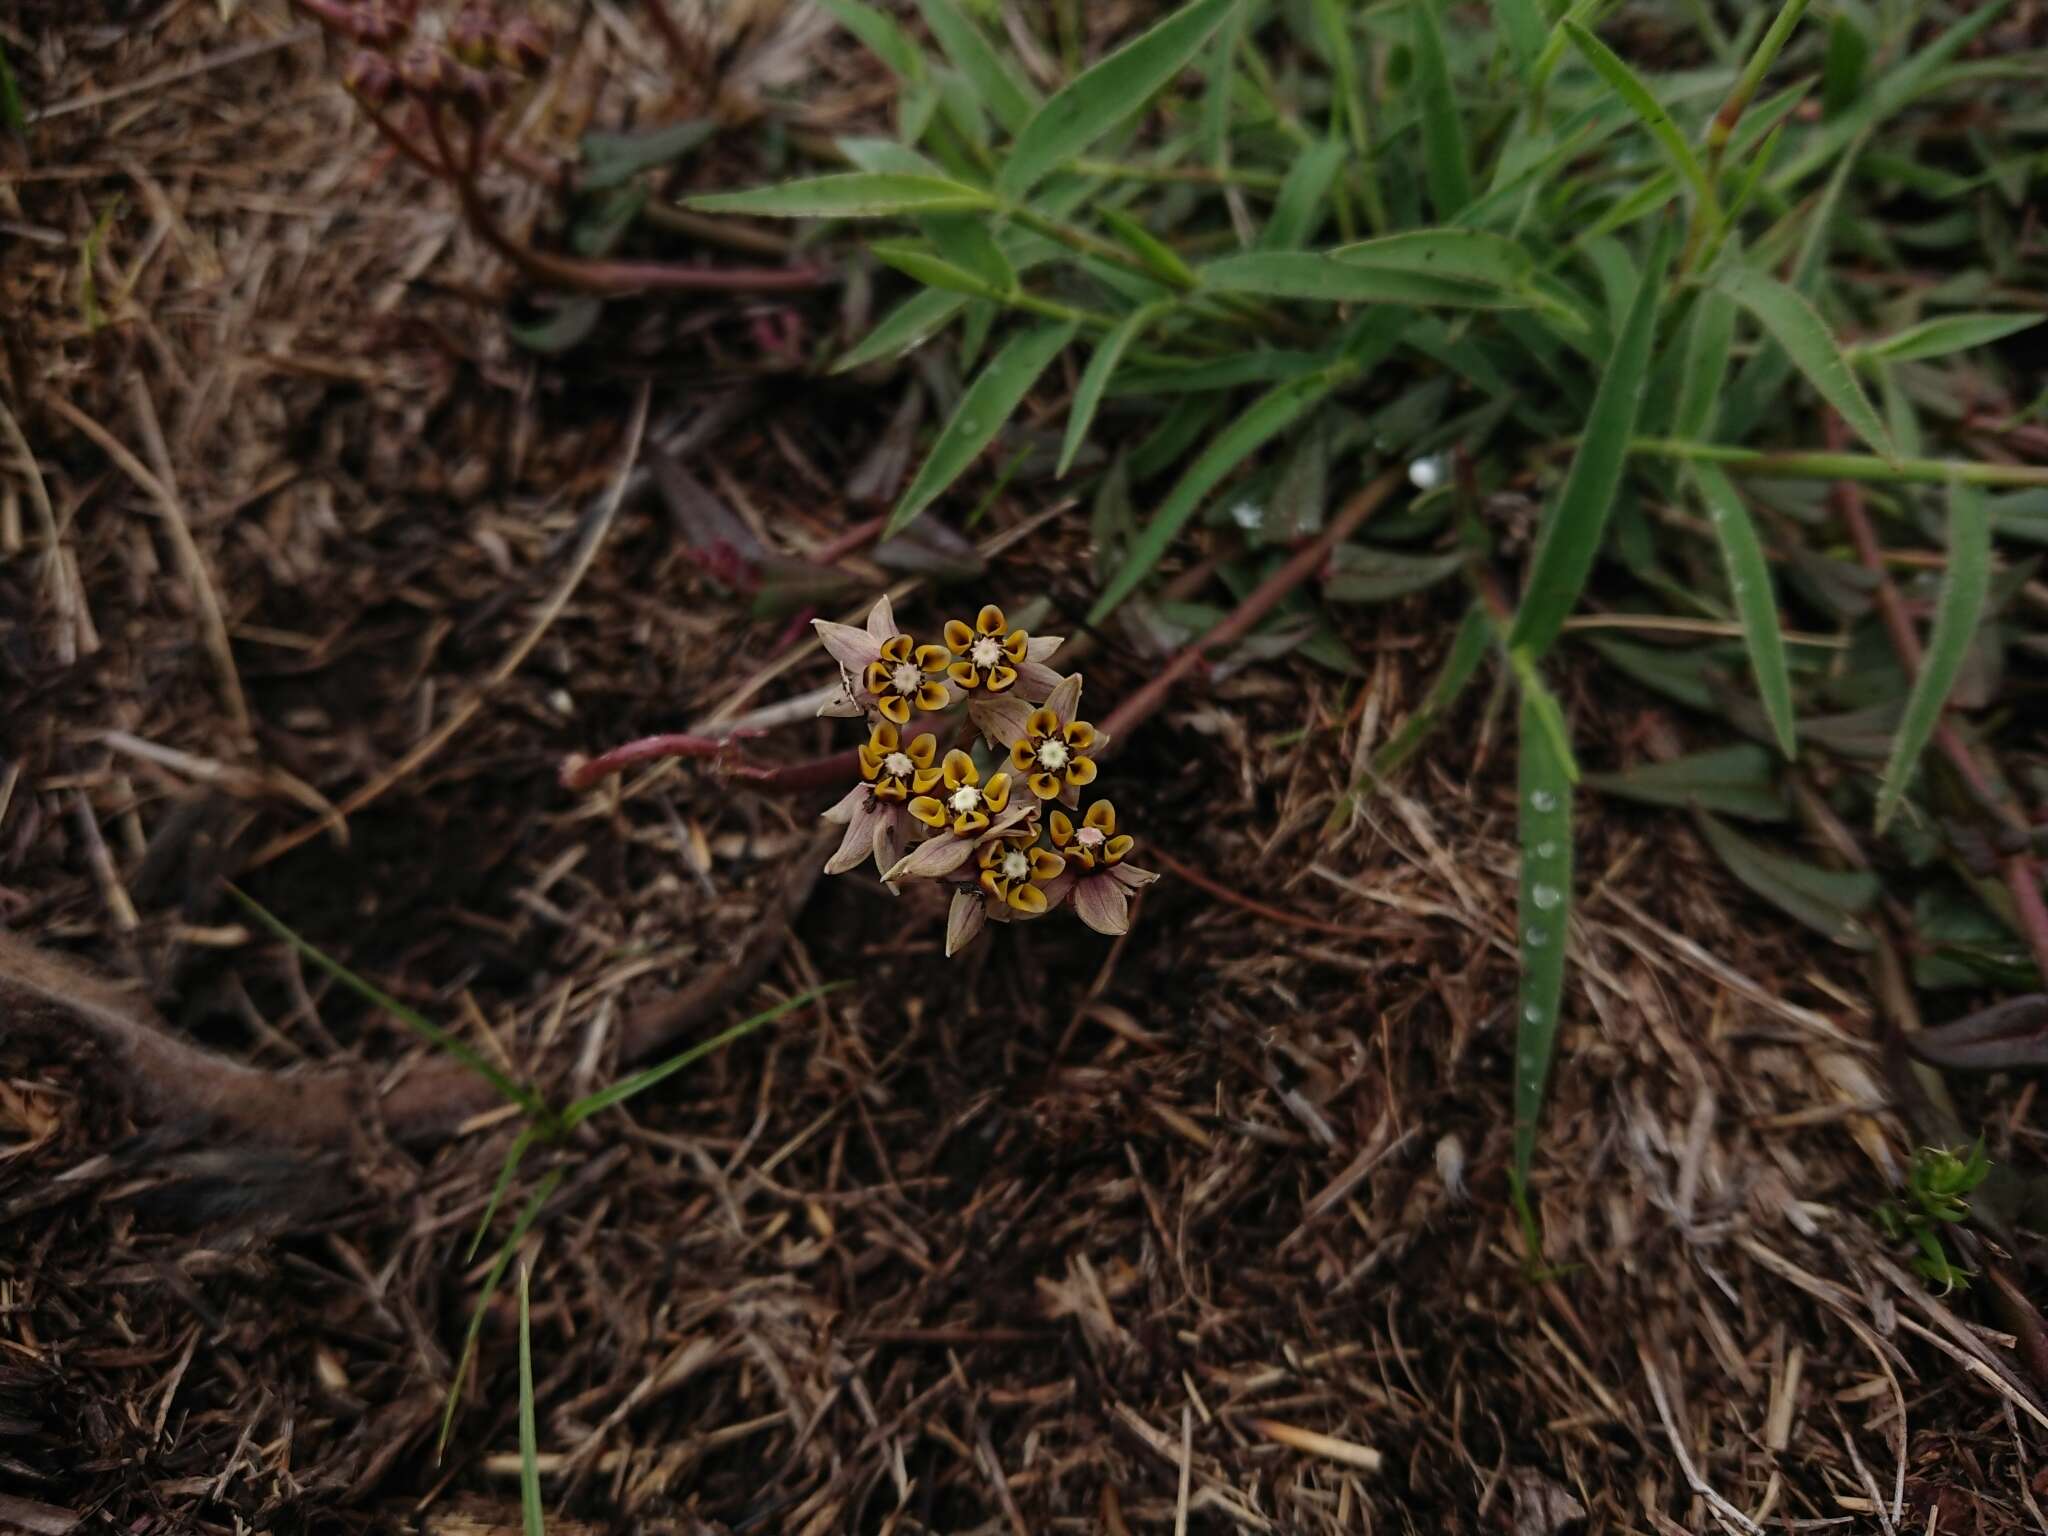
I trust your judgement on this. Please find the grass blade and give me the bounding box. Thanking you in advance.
[997,0,1238,198]
[1331,228,1537,288]
[1491,0,1547,84]
[814,0,928,80]
[1562,20,1716,217]
[1511,672,1575,1240]
[1201,251,1523,307]
[561,986,840,1128]
[688,173,994,218]
[1693,465,1797,757]
[1855,314,2044,366]
[440,1167,564,1455]
[1583,742,1790,820]
[889,320,1078,536]
[868,239,1009,299]
[1061,301,1172,477]
[229,887,542,1117]
[1410,0,1473,218]
[1508,219,1675,660]
[1673,289,1734,441]
[1258,137,1347,250]
[1873,482,1993,832]
[1098,206,1199,289]
[1695,811,1878,949]
[517,1263,544,1536]
[915,0,1039,135]
[1712,263,1895,460]
[468,1125,540,1262]
[834,288,970,372]
[1090,369,1340,622]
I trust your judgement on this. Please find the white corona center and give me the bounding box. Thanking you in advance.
[883,752,915,779]
[969,635,1004,669]
[949,786,982,815]
[1001,851,1031,882]
[1076,825,1106,848]
[890,662,922,695]
[1036,739,1069,771]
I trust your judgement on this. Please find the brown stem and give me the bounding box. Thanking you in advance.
[811,515,889,566]
[1146,846,1383,942]
[561,733,754,791]
[1825,414,2048,982]
[1098,468,1403,745]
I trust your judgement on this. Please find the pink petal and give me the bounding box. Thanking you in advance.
[1072,875,1130,936]
[1012,661,1066,701]
[870,808,904,881]
[820,783,866,825]
[1039,871,1074,909]
[1025,634,1063,663]
[883,834,977,883]
[970,693,1035,751]
[815,619,881,672]
[865,594,898,643]
[1044,673,1083,729]
[1109,861,1160,890]
[825,799,880,874]
[945,890,988,957]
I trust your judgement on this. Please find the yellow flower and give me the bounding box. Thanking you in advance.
[977,836,1065,915]
[857,723,938,802]
[1048,801,1133,871]
[908,749,1012,837]
[861,634,951,725]
[943,604,1029,694]
[1009,707,1098,801]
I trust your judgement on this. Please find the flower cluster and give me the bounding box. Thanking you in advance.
[818,597,1157,954]
[306,0,549,114]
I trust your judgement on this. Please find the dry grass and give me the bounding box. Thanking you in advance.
[3,4,2045,1533]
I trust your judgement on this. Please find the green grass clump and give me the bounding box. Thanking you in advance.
[684,0,2048,1241]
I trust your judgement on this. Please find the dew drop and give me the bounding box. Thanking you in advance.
[1408,454,1447,491]
[1230,499,1265,531]
[1534,840,1558,859]
[1525,925,1550,948]
[1532,883,1561,911]
[1522,1004,1544,1025]
[1529,789,1558,814]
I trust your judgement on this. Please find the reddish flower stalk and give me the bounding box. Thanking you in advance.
[1825,413,2048,983]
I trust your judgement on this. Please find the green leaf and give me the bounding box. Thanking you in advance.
[1509,220,1675,659]
[1584,742,1790,820]
[1562,21,1715,215]
[1856,313,2044,366]
[1712,264,1895,460]
[580,119,717,190]
[1110,349,1327,396]
[889,321,1078,537]
[1673,290,1735,441]
[922,214,1016,291]
[997,0,1238,197]
[228,886,543,1118]
[561,987,839,1128]
[0,41,23,139]
[1322,545,1468,603]
[1695,812,1878,949]
[834,287,970,372]
[1346,602,1492,806]
[1330,228,1537,290]
[1259,137,1347,250]
[916,0,1039,135]
[468,1125,540,1263]
[688,172,994,218]
[1511,674,1575,1225]
[1821,10,1868,117]
[815,0,929,79]
[1061,301,1171,477]
[1090,370,1340,622]
[1410,0,1473,218]
[1693,465,1797,757]
[1491,0,1547,83]
[439,1168,564,1455]
[1098,206,1199,289]
[517,1264,544,1536]
[1874,482,1993,832]
[1202,250,1524,307]
[867,239,1008,299]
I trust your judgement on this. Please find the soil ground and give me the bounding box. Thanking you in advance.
[4,6,2046,1534]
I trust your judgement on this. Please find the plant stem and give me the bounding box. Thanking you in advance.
[1633,438,2048,488]
[1069,156,1286,190]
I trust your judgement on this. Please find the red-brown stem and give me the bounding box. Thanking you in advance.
[1147,846,1384,941]
[723,747,864,793]
[1826,414,2048,983]
[409,102,832,298]
[560,733,738,790]
[812,515,889,566]
[1098,468,1404,745]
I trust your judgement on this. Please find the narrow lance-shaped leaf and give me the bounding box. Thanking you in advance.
[1061,301,1172,477]
[1695,811,1877,949]
[915,0,1039,135]
[1561,20,1716,216]
[997,0,1239,198]
[1491,0,1547,84]
[1099,206,1199,289]
[1090,369,1339,622]
[1411,0,1473,218]
[889,321,1079,537]
[439,1168,565,1454]
[1583,742,1791,821]
[1674,289,1735,441]
[1511,673,1575,1232]
[834,288,970,373]
[1855,313,2044,366]
[1874,482,1993,832]
[868,240,1009,299]
[1713,263,1895,460]
[1331,227,1537,288]
[1509,219,1675,659]
[1259,137,1347,250]
[814,0,929,80]
[1693,465,1797,757]
[688,172,994,218]
[517,1264,544,1536]
[1202,251,1526,307]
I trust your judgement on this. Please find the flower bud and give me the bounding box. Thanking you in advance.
[446,5,495,65]
[396,42,456,97]
[450,64,507,117]
[495,15,550,75]
[342,48,402,103]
